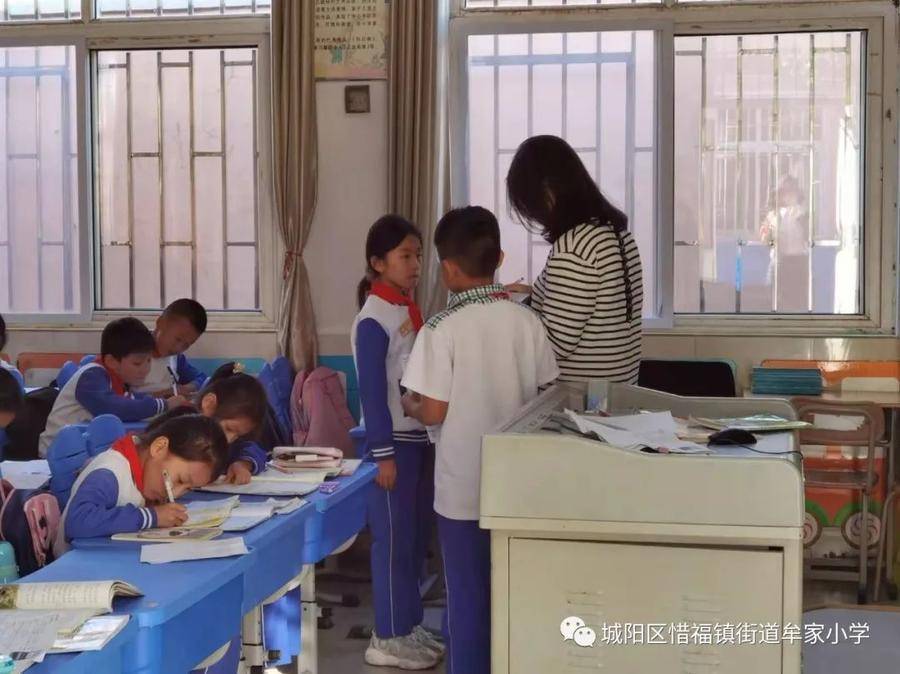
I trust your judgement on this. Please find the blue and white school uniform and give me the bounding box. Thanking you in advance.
[352,284,433,640]
[53,435,155,555]
[403,285,559,674]
[39,361,165,457]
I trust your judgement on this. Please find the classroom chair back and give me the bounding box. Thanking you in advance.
[47,415,126,506]
[56,361,79,389]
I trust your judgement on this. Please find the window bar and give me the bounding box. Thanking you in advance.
[698,36,707,313]
[3,56,11,309]
[625,32,636,232]
[157,50,166,308]
[188,50,197,301]
[220,49,229,309]
[491,33,500,243]
[61,48,74,310]
[250,48,259,308]
[595,32,603,206]
[525,33,534,282]
[770,35,781,313]
[156,0,162,17]
[124,52,136,307]
[806,34,815,313]
[35,49,46,310]
[735,36,744,314]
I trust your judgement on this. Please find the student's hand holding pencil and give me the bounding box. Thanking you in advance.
[154,503,188,528]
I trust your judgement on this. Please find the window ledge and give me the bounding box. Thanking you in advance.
[644,316,895,338]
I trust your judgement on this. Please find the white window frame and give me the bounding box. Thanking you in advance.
[449,0,898,336]
[0,7,277,332]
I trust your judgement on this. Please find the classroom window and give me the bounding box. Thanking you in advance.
[0,0,80,21]
[465,0,660,7]
[94,0,270,19]
[0,45,81,314]
[466,30,658,319]
[673,32,863,315]
[95,47,260,311]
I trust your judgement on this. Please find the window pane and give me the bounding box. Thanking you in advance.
[96,48,260,311]
[466,0,659,7]
[95,0,270,18]
[673,32,863,315]
[0,0,80,21]
[0,45,81,314]
[466,31,658,318]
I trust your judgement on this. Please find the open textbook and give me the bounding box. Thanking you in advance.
[200,469,324,496]
[690,414,812,432]
[111,527,223,543]
[0,580,140,655]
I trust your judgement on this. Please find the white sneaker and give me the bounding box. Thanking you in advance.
[364,634,439,670]
[411,624,446,658]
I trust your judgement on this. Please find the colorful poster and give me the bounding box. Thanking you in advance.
[314,0,388,80]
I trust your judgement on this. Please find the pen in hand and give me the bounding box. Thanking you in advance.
[166,366,179,397]
[163,470,176,504]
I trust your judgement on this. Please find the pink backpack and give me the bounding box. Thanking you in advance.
[290,367,356,457]
[0,479,61,574]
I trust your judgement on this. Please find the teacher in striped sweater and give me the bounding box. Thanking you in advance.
[505,135,643,383]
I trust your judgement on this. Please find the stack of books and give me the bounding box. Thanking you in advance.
[751,367,823,395]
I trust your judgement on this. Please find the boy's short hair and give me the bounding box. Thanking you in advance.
[0,367,23,413]
[434,206,502,278]
[162,298,208,334]
[101,317,156,360]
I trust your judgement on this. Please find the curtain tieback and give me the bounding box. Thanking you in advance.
[283,250,303,279]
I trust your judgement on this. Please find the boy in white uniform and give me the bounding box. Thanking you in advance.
[402,206,559,674]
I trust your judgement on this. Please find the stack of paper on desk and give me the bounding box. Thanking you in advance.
[200,469,325,496]
[564,410,710,454]
[0,580,141,655]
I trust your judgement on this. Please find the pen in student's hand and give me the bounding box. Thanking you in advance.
[166,366,178,397]
[163,470,176,504]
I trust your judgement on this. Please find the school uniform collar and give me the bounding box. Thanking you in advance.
[447,284,510,309]
[368,281,424,332]
[112,435,145,492]
[94,356,128,396]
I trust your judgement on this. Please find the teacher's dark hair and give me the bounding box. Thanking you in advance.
[506,134,628,243]
[506,135,634,322]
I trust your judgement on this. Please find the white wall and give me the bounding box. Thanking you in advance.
[308,80,388,356]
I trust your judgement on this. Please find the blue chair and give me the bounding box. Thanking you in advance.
[350,425,367,456]
[47,415,125,506]
[56,361,79,389]
[270,356,294,439]
[79,354,96,366]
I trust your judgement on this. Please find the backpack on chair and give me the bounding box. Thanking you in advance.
[290,367,355,456]
[0,480,60,575]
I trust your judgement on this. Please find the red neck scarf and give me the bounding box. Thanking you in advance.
[368,281,424,333]
[112,435,145,492]
[94,356,127,396]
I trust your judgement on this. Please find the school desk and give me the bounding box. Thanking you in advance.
[39,463,376,674]
[23,547,251,674]
[20,618,138,674]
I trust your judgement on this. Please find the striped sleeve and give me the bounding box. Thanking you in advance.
[536,251,600,360]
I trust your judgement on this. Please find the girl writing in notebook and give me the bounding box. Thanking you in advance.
[54,413,229,554]
[352,215,443,670]
[194,366,270,485]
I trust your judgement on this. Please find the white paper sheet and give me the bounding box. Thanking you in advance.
[565,410,710,454]
[0,460,51,489]
[139,537,249,564]
[199,479,320,497]
[220,498,307,532]
[0,611,72,653]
